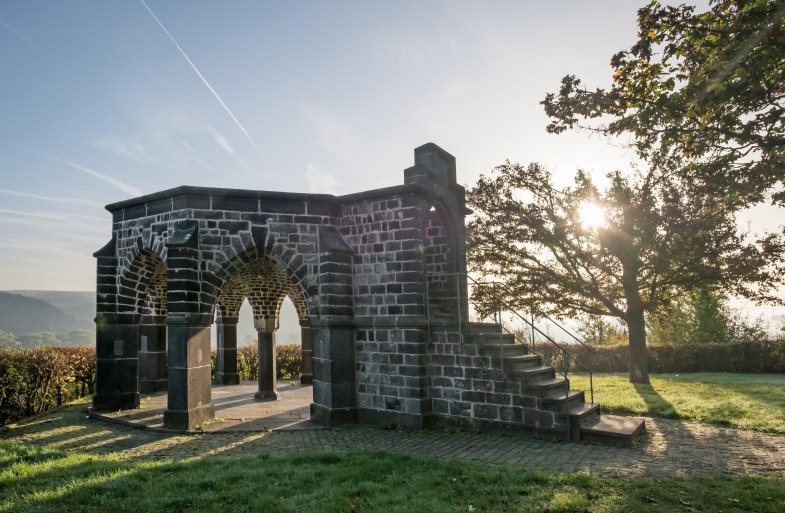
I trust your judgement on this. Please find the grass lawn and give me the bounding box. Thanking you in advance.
[569,373,785,434]
[1,441,783,513]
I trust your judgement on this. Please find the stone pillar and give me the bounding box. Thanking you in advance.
[254,318,280,401]
[138,315,167,393]
[310,322,357,425]
[300,322,314,385]
[163,313,215,430]
[214,316,239,385]
[93,313,140,410]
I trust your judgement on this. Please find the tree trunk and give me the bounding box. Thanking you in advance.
[626,307,650,384]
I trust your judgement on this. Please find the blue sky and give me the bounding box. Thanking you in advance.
[1,0,650,292]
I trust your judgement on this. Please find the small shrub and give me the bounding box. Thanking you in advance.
[276,344,302,379]
[0,347,95,427]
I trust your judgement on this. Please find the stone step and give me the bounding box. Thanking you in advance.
[521,376,569,396]
[569,401,600,420]
[467,322,502,335]
[503,354,542,370]
[478,344,529,358]
[542,389,585,412]
[566,402,601,442]
[470,333,517,346]
[580,414,646,447]
[509,365,554,382]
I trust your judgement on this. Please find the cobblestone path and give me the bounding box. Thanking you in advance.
[2,403,783,477]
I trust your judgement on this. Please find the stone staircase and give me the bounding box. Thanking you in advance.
[467,322,645,447]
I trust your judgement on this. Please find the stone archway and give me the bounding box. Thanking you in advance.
[93,143,469,431]
[212,252,312,400]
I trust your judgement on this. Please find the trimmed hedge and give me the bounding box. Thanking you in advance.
[210,344,304,381]
[533,339,785,374]
[0,347,95,427]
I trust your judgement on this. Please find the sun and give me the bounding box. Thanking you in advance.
[578,201,606,230]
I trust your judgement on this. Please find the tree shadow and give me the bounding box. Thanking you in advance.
[631,382,678,419]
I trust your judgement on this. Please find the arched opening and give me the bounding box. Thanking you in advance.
[117,249,169,394]
[212,252,313,407]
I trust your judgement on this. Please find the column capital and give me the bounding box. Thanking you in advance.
[140,314,167,325]
[254,317,277,332]
[166,312,213,326]
[95,313,140,325]
[217,316,239,325]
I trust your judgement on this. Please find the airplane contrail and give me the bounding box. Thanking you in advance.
[139,0,263,155]
[44,153,143,196]
[0,188,103,207]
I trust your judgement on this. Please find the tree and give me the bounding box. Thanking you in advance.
[577,314,628,346]
[648,287,768,344]
[17,332,61,348]
[466,162,782,383]
[542,0,785,205]
[0,330,17,350]
[65,329,95,347]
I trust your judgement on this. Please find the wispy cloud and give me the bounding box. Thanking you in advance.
[180,139,217,172]
[0,18,35,47]
[44,153,142,197]
[0,208,107,233]
[139,0,262,155]
[205,123,235,155]
[0,235,88,258]
[0,188,103,207]
[306,162,339,195]
[302,103,354,157]
[92,136,148,164]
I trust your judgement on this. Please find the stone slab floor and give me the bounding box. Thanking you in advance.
[91,382,321,432]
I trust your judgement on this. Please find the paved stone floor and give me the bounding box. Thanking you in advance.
[91,382,322,432]
[2,390,783,478]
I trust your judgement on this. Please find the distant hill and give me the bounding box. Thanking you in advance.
[0,292,93,336]
[8,290,95,324]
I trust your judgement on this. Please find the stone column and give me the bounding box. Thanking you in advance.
[93,313,140,410]
[138,315,167,393]
[163,313,215,430]
[300,321,314,385]
[214,316,239,385]
[310,322,357,425]
[254,318,280,401]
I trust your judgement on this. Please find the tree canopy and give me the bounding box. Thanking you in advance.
[542,0,785,205]
[467,162,782,383]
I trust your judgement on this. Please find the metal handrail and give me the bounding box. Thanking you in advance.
[424,272,594,405]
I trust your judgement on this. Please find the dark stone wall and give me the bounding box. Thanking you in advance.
[338,193,430,426]
[93,143,574,437]
[427,329,567,435]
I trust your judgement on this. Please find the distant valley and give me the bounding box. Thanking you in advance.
[1,291,94,337]
[0,291,300,347]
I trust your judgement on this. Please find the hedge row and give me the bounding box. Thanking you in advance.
[210,344,303,381]
[0,344,305,427]
[0,347,95,427]
[532,339,785,374]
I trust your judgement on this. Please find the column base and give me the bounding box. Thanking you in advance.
[163,403,215,430]
[310,403,357,426]
[300,374,313,385]
[93,392,140,411]
[214,372,240,385]
[254,390,281,401]
[139,379,168,394]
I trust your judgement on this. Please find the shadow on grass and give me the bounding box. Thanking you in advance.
[3,443,785,513]
[631,382,678,419]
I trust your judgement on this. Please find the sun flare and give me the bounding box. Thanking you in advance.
[579,202,606,230]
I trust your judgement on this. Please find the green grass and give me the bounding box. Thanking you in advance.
[569,372,785,433]
[1,441,783,513]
